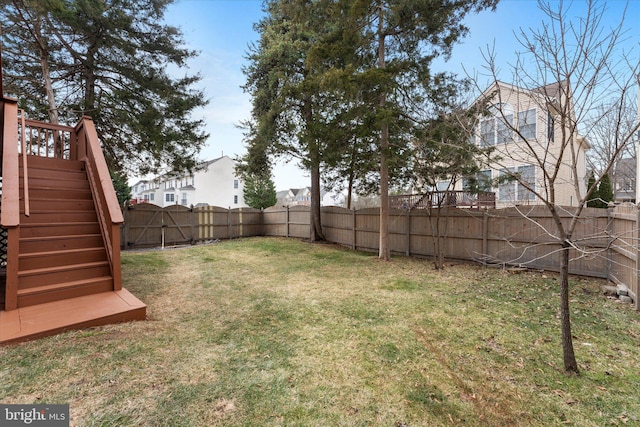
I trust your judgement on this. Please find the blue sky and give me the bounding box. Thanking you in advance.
[163,0,640,191]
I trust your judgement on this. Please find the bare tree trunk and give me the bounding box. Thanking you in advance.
[560,240,579,373]
[347,170,354,210]
[310,151,325,241]
[34,18,58,125]
[305,94,324,242]
[377,3,390,261]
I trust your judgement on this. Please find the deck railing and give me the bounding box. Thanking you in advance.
[390,191,496,210]
[76,116,123,289]
[19,117,76,160]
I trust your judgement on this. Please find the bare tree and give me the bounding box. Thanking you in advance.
[476,0,640,373]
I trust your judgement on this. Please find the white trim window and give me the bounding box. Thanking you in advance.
[517,165,536,201]
[480,119,495,146]
[479,104,514,146]
[499,165,536,202]
[496,113,513,144]
[463,170,492,192]
[518,108,536,139]
[165,193,175,203]
[499,168,517,202]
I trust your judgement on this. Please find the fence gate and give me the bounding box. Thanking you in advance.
[122,204,194,248]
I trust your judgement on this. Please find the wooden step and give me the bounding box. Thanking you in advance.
[23,155,85,172]
[28,188,92,201]
[19,247,107,271]
[21,198,96,212]
[21,176,91,191]
[17,276,113,308]
[21,210,98,224]
[20,234,104,253]
[21,166,87,182]
[18,261,111,289]
[19,222,101,238]
[0,289,146,344]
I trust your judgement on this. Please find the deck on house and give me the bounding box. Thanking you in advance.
[0,289,146,344]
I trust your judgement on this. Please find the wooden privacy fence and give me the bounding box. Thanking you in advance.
[121,203,639,309]
[121,204,262,248]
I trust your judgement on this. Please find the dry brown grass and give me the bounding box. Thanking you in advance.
[1,237,639,426]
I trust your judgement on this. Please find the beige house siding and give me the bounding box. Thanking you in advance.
[455,81,588,208]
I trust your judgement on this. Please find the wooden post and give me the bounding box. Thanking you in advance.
[123,206,129,249]
[227,208,231,239]
[239,207,243,238]
[633,208,640,311]
[190,205,195,244]
[4,228,19,310]
[606,208,613,286]
[406,209,411,256]
[352,208,356,250]
[286,206,290,238]
[482,209,489,261]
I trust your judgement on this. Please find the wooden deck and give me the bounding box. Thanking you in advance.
[0,289,146,344]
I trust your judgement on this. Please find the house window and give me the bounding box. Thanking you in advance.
[496,114,513,144]
[547,110,555,143]
[518,109,536,139]
[234,179,239,189]
[517,165,535,201]
[480,119,495,146]
[181,193,188,205]
[499,166,536,202]
[436,181,450,191]
[150,193,154,201]
[499,168,516,202]
[166,193,175,203]
[479,105,514,146]
[143,194,149,201]
[234,195,238,204]
[463,170,492,192]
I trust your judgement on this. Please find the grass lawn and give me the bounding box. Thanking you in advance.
[1,237,640,426]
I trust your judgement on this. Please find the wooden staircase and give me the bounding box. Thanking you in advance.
[17,155,113,307]
[0,97,146,344]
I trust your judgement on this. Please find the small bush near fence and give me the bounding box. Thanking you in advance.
[121,203,638,310]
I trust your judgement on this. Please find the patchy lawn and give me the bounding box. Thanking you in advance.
[1,237,639,426]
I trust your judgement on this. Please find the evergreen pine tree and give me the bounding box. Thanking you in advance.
[243,173,277,210]
[586,172,599,208]
[598,173,614,207]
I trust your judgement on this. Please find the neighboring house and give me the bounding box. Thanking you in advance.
[276,187,329,207]
[613,157,636,203]
[130,156,248,208]
[130,179,158,205]
[448,80,589,208]
[276,187,312,206]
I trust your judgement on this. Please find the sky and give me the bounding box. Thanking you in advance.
[161,0,640,191]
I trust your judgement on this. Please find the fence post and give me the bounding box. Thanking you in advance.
[636,208,640,311]
[228,208,231,239]
[406,209,411,256]
[286,206,290,238]
[607,208,613,286]
[190,205,195,244]
[482,209,489,261]
[239,207,243,238]
[352,208,356,250]
[123,206,129,249]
